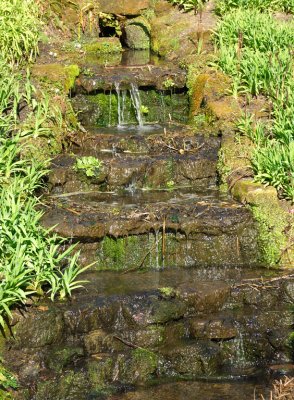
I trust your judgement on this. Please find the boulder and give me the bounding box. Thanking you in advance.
[97,0,150,16]
[124,17,151,50]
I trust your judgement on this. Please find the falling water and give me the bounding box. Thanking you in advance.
[115,82,143,127]
[115,82,122,127]
[121,89,127,124]
[108,89,112,127]
[129,82,144,127]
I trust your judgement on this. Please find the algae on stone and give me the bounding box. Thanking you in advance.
[125,17,151,50]
[83,37,122,54]
[32,63,80,93]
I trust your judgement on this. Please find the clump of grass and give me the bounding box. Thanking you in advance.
[0,0,88,328]
[168,0,208,14]
[0,0,40,65]
[214,9,294,201]
[215,0,294,15]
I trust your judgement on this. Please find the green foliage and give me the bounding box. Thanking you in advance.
[214,9,294,201]
[215,0,294,15]
[99,12,122,36]
[0,1,89,329]
[0,0,40,65]
[0,361,18,391]
[168,0,208,14]
[163,78,175,89]
[74,156,103,177]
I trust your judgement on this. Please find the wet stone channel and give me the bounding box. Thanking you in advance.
[4,51,294,399]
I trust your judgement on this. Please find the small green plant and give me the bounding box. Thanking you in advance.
[169,0,208,14]
[159,287,176,297]
[140,105,149,115]
[0,361,18,391]
[166,180,175,189]
[99,12,122,36]
[163,78,175,89]
[74,156,103,177]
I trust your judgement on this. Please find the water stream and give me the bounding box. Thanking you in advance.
[5,51,294,400]
[115,82,144,127]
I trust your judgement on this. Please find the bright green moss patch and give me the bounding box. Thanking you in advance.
[232,180,291,266]
[32,63,80,93]
[83,38,122,54]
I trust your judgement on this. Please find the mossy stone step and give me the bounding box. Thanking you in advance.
[41,190,260,267]
[48,137,220,193]
[5,269,293,392]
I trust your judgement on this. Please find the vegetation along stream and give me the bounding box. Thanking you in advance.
[0,0,293,399]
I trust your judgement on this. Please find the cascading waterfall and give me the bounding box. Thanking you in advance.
[129,82,144,127]
[115,82,122,127]
[115,81,144,127]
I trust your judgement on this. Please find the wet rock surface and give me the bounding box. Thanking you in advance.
[4,269,294,399]
[76,64,186,92]
[5,4,294,397]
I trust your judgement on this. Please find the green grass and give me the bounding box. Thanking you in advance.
[0,0,88,329]
[0,0,40,65]
[168,0,208,14]
[215,0,294,15]
[214,8,294,201]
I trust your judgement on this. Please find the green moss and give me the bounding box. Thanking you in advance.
[287,332,294,355]
[101,236,126,269]
[159,286,176,297]
[47,346,84,372]
[84,38,122,54]
[132,348,158,369]
[231,180,289,266]
[96,233,179,271]
[87,358,115,395]
[64,64,80,92]
[32,63,80,93]
[251,204,287,266]
[35,371,88,400]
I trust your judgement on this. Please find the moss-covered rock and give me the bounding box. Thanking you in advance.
[83,38,122,54]
[231,180,292,267]
[11,310,64,349]
[35,371,89,400]
[87,356,114,392]
[46,346,84,372]
[125,17,151,50]
[187,68,237,123]
[32,63,80,93]
[164,342,221,377]
[96,0,150,16]
[119,348,159,385]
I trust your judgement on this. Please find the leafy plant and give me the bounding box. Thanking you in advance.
[74,156,103,177]
[168,0,208,14]
[214,8,294,201]
[99,12,122,37]
[215,0,294,16]
[0,0,90,330]
[0,0,40,65]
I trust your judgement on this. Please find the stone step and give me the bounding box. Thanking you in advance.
[48,142,219,193]
[41,190,260,268]
[71,127,219,157]
[6,269,293,390]
[75,64,186,93]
